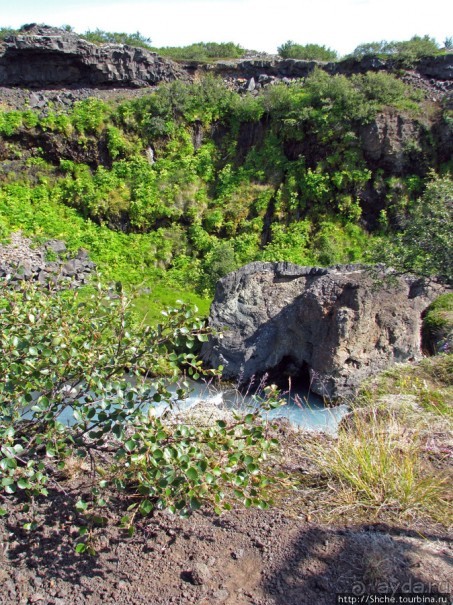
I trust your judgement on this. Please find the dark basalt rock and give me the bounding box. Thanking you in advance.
[201,262,443,399]
[1,26,451,93]
[0,24,186,88]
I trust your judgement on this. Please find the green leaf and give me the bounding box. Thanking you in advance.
[152,448,164,460]
[205,473,215,484]
[190,497,202,510]
[186,467,199,481]
[75,543,87,554]
[124,439,136,452]
[0,508,8,517]
[139,499,153,515]
[75,499,88,511]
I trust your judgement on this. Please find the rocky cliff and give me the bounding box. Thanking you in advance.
[201,54,452,96]
[0,25,451,94]
[0,24,186,88]
[201,262,443,399]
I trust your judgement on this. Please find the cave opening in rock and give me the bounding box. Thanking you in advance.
[265,355,312,394]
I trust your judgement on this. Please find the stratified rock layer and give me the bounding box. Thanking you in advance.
[201,262,443,398]
[0,24,185,88]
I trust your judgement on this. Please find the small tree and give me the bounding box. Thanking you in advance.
[373,173,453,285]
[0,281,280,551]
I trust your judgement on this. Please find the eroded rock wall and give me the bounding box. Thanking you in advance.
[201,262,443,399]
[0,25,186,88]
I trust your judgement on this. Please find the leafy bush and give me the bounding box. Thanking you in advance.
[277,40,338,61]
[0,27,18,40]
[373,173,453,285]
[80,29,153,49]
[155,41,245,62]
[0,280,281,548]
[352,35,441,64]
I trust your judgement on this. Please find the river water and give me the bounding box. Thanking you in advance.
[31,377,349,434]
[152,379,349,434]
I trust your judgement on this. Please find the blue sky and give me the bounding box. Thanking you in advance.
[1,0,451,56]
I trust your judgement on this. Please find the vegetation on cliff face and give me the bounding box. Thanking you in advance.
[422,293,453,354]
[372,174,453,286]
[1,68,450,312]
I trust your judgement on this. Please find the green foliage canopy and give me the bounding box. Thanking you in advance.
[277,40,338,61]
[373,173,453,285]
[352,35,442,64]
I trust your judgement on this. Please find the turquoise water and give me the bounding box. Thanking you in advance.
[25,378,349,433]
[153,380,349,434]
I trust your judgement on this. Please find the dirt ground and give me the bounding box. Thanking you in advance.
[1,482,451,605]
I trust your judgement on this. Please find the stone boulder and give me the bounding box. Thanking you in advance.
[0,24,186,88]
[201,262,443,399]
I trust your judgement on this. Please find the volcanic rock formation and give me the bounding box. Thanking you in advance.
[202,262,443,398]
[0,24,186,88]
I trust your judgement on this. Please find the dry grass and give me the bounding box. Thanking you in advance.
[273,355,453,527]
[300,407,451,524]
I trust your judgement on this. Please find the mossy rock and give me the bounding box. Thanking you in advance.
[422,293,453,354]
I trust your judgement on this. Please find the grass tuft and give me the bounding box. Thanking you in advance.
[298,403,451,525]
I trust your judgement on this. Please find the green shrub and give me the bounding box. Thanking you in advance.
[80,29,153,49]
[352,35,441,65]
[422,293,453,354]
[155,41,245,62]
[373,173,453,285]
[277,40,338,61]
[0,280,281,548]
[0,27,18,40]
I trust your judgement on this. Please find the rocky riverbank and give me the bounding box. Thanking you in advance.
[1,353,451,605]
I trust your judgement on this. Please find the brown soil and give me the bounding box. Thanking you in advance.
[1,472,451,605]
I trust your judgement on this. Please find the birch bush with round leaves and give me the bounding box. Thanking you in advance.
[0,279,281,552]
